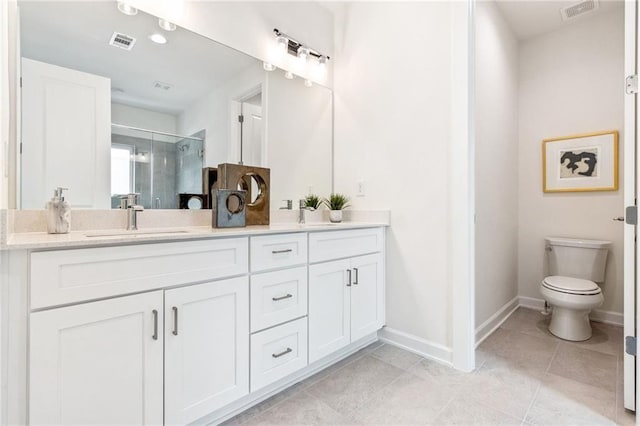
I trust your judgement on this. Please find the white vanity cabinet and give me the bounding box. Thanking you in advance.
[19,226,386,425]
[29,291,164,425]
[309,229,385,363]
[164,277,249,425]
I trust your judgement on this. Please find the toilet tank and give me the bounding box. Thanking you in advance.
[545,237,611,283]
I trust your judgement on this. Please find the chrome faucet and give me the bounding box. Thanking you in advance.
[121,193,144,230]
[280,200,293,210]
[299,199,307,224]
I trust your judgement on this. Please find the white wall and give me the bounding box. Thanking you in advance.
[334,2,469,356]
[475,2,519,329]
[518,8,625,314]
[265,71,332,204]
[177,63,264,168]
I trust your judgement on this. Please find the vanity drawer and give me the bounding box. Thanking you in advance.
[309,228,384,263]
[30,238,249,309]
[250,317,308,392]
[250,266,307,332]
[250,233,307,272]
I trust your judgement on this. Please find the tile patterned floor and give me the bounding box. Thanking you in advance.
[223,308,635,425]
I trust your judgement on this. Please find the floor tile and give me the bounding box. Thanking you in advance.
[350,372,455,424]
[465,355,542,419]
[219,383,303,425]
[525,373,616,425]
[500,308,554,341]
[433,395,522,425]
[305,355,405,417]
[408,357,470,388]
[298,346,370,391]
[243,391,348,425]
[566,322,622,357]
[370,343,423,371]
[487,329,559,372]
[548,343,617,392]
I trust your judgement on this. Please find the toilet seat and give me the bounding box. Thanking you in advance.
[542,275,601,296]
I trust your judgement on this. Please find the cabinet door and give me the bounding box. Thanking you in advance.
[309,259,351,363]
[165,277,250,424]
[350,253,385,341]
[29,291,163,425]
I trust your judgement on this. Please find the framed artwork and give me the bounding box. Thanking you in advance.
[542,130,618,193]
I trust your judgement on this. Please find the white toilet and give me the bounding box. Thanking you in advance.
[540,237,610,341]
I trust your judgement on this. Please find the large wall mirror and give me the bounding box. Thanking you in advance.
[16,1,332,210]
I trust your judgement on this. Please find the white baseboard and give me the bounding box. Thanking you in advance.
[378,327,453,366]
[475,296,519,347]
[519,296,623,326]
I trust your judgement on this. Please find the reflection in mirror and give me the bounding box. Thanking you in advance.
[16,1,332,210]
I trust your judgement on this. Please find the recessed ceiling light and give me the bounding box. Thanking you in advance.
[158,18,177,32]
[304,79,313,88]
[263,62,276,72]
[284,71,294,80]
[149,33,167,44]
[117,1,138,16]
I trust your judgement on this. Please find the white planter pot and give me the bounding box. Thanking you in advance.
[329,210,343,223]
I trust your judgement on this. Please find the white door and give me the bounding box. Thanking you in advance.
[21,58,111,209]
[624,0,637,411]
[29,291,164,425]
[309,259,351,363]
[164,277,250,425]
[350,253,385,341]
[241,102,264,167]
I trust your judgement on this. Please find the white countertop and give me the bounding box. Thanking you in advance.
[4,221,389,250]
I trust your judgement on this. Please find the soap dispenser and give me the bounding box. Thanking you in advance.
[46,187,71,234]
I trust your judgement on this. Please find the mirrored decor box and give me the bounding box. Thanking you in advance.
[15,1,332,210]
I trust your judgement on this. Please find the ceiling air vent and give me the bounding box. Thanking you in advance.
[560,0,599,21]
[109,32,136,51]
[153,81,174,91]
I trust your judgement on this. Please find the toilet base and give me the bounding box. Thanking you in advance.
[548,306,592,341]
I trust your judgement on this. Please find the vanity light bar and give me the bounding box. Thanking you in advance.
[272,28,330,62]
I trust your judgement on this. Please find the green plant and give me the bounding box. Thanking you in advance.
[303,194,322,210]
[323,193,350,211]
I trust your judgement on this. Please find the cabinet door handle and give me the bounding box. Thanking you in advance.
[346,269,352,287]
[172,306,179,336]
[353,268,359,285]
[152,309,158,340]
[272,248,293,254]
[272,293,293,301]
[272,347,293,358]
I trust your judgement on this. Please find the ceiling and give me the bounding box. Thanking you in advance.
[494,0,624,41]
[19,1,260,115]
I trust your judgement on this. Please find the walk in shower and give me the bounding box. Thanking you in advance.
[110,124,205,209]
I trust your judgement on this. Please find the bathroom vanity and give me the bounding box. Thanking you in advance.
[2,223,386,425]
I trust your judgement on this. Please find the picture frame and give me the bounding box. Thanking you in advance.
[542,130,619,193]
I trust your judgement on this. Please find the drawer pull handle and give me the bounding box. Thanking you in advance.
[272,248,293,254]
[353,268,359,285]
[346,269,352,287]
[172,307,179,336]
[272,293,293,301]
[152,309,158,341]
[272,347,293,358]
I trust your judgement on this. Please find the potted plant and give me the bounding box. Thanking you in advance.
[303,194,322,210]
[323,193,350,223]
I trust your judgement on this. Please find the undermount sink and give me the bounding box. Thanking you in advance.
[84,230,191,238]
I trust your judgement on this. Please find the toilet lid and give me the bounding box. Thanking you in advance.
[543,276,601,295]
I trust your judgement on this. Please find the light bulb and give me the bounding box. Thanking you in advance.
[318,56,327,75]
[297,47,310,62]
[304,79,313,88]
[159,18,177,32]
[284,71,294,79]
[276,36,288,54]
[117,1,138,15]
[149,33,167,44]
[263,62,276,72]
